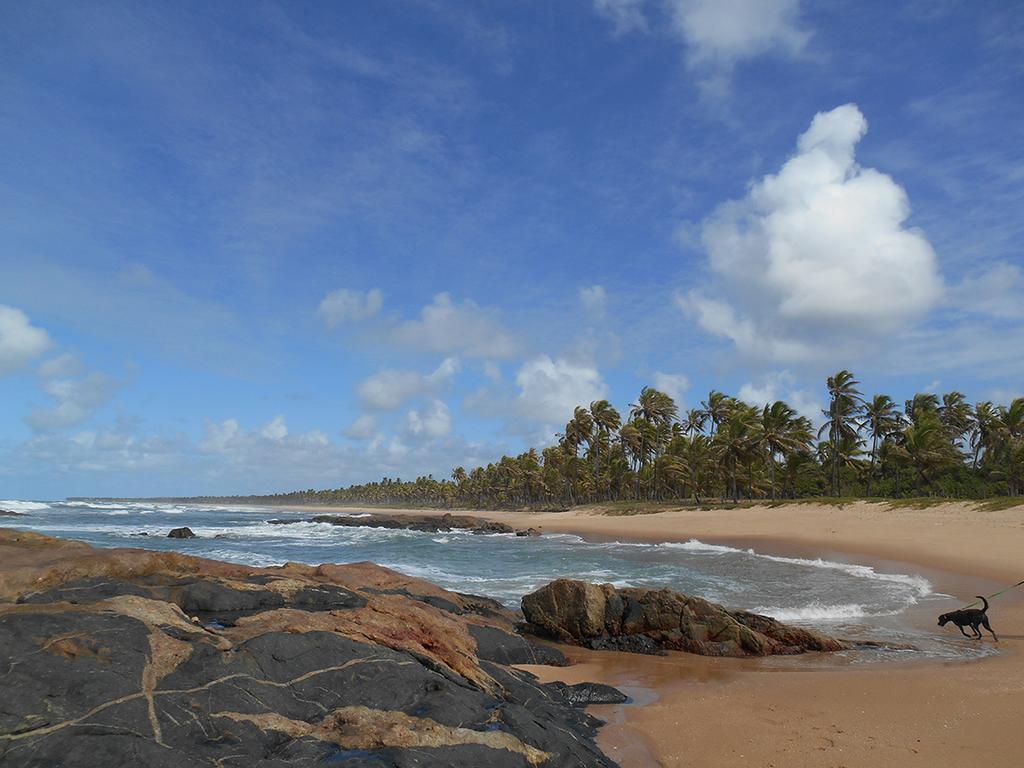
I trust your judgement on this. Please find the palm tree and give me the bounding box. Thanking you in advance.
[989,398,1024,495]
[820,370,863,496]
[629,388,678,498]
[897,410,958,493]
[862,394,903,496]
[681,408,708,436]
[589,399,621,494]
[905,393,940,426]
[940,391,974,451]
[970,401,997,471]
[714,404,760,502]
[759,401,812,500]
[564,406,594,459]
[678,434,713,502]
[702,391,730,437]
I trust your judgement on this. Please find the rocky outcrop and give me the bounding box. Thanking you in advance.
[521,579,847,658]
[0,530,615,768]
[167,526,196,539]
[0,510,25,517]
[268,512,538,537]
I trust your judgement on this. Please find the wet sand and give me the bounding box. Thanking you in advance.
[277,501,1024,767]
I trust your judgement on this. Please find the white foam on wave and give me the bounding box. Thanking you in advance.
[750,602,884,622]
[661,540,747,555]
[655,539,933,598]
[0,500,51,512]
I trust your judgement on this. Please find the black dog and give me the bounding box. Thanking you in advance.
[938,596,998,641]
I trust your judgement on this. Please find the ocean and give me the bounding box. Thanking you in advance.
[0,499,993,662]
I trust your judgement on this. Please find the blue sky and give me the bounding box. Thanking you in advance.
[1,0,1022,499]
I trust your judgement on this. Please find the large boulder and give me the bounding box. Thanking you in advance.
[522,579,846,658]
[167,526,196,539]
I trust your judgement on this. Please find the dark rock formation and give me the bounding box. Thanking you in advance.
[0,510,25,517]
[516,527,542,537]
[522,579,847,658]
[0,530,615,768]
[167,526,196,539]
[268,512,541,537]
[546,681,629,707]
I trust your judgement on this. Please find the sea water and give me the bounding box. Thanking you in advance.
[0,499,994,662]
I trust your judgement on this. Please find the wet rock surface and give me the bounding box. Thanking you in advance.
[268,511,542,537]
[0,530,616,768]
[166,526,196,539]
[522,578,847,657]
[546,682,630,707]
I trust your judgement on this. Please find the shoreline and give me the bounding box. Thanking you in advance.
[266,500,1024,766]
[17,499,1023,765]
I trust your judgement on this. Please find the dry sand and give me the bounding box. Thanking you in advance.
[282,501,1024,767]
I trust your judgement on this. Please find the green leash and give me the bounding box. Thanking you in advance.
[961,579,1024,609]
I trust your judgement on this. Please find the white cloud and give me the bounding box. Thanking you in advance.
[652,372,689,406]
[343,413,377,439]
[0,305,52,375]
[406,399,452,439]
[579,285,607,316]
[198,418,241,453]
[357,357,460,411]
[951,262,1024,319]
[37,353,83,379]
[515,355,608,426]
[593,1,810,93]
[393,293,518,359]
[683,104,944,363]
[259,415,289,440]
[318,288,383,327]
[737,371,822,423]
[482,361,503,382]
[593,0,648,35]
[199,417,326,456]
[26,371,121,431]
[667,0,809,67]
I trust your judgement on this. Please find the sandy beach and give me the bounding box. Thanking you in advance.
[283,501,1024,767]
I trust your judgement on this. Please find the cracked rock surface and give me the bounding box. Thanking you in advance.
[0,530,616,768]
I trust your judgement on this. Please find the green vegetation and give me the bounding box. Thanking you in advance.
[178,370,1024,512]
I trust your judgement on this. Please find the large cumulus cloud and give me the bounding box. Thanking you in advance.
[681,103,944,363]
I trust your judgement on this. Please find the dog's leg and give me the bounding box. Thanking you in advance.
[958,624,973,638]
[982,617,998,642]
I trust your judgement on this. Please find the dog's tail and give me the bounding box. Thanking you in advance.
[976,596,989,612]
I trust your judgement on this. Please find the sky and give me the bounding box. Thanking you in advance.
[1,0,1022,499]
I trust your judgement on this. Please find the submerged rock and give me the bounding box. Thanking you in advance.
[167,526,196,539]
[522,578,847,658]
[546,681,629,707]
[268,512,536,537]
[0,510,25,517]
[0,529,615,768]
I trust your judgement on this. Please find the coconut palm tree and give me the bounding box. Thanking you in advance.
[589,399,618,495]
[714,404,760,502]
[905,393,940,426]
[702,391,731,437]
[628,388,677,497]
[680,408,708,436]
[820,370,863,496]
[862,394,903,496]
[896,410,959,493]
[970,401,998,471]
[940,391,974,451]
[759,401,812,500]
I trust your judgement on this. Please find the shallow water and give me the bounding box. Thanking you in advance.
[1,499,995,662]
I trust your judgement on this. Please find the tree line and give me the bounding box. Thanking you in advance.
[204,371,1024,510]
